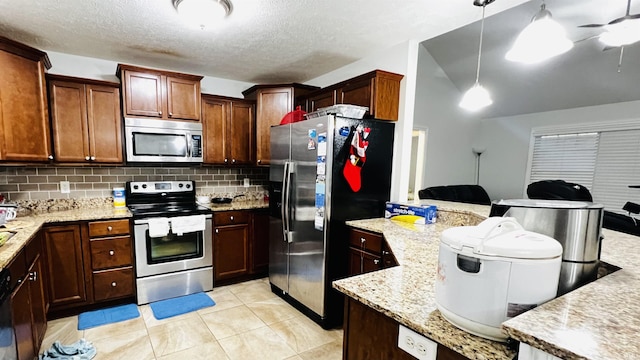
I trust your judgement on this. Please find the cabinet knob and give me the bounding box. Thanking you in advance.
[224,158,228,163]
[111,282,117,287]
[232,159,236,164]
[109,250,115,256]
[29,271,37,281]
[230,216,234,221]
[85,156,90,161]
[169,112,173,117]
[360,238,366,244]
[374,259,380,265]
[215,228,219,234]
[159,111,163,116]
[48,155,54,160]
[382,251,390,255]
[107,226,113,232]
[90,156,96,161]
[257,159,261,164]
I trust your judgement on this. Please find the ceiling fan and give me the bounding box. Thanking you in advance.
[578,0,640,71]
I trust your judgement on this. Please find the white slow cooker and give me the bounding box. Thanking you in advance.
[435,217,562,341]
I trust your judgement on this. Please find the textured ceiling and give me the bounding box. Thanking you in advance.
[423,0,640,118]
[0,0,528,84]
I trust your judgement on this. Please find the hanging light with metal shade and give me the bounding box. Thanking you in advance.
[172,0,233,29]
[459,0,494,112]
[505,2,573,64]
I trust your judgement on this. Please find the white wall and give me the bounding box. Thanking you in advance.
[308,40,420,203]
[478,99,640,200]
[413,44,479,190]
[46,51,254,98]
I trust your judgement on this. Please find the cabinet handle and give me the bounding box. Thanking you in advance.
[224,158,228,163]
[107,226,113,232]
[29,271,37,281]
[232,159,236,164]
[85,156,90,161]
[215,228,219,233]
[111,282,117,287]
[109,250,115,256]
[374,259,380,265]
[230,216,234,221]
[90,156,96,161]
[382,251,390,256]
[48,155,54,160]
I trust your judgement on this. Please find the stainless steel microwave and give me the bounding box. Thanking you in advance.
[124,118,203,163]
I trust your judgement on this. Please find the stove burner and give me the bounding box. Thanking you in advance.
[126,180,210,218]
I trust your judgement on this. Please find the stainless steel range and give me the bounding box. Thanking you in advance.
[126,180,213,304]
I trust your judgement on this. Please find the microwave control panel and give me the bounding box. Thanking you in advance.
[191,135,202,157]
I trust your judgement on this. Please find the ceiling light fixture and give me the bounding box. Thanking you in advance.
[599,19,640,47]
[505,1,573,64]
[172,0,232,29]
[459,0,494,112]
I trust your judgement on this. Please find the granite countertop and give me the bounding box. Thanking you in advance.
[333,200,640,360]
[0,199,269,271]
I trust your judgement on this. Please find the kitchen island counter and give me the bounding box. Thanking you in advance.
[333,200,640,360]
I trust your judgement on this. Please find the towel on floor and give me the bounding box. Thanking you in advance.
[147,217,170,238]
[170,215,206,236]
[39,338,96,360]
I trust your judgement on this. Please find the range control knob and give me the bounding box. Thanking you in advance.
[142,184,147,189]
[133,185,139,190]
[179,183,184,188]
[186,183,191,189]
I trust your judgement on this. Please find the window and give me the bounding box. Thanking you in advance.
[527,121,640,213]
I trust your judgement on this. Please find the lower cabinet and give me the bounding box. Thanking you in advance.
[213,209,270,284]
[9,231,47,360]
[348,228,397,276]
[343,298,471,360]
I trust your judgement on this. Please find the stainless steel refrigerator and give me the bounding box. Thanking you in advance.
[269,114,395,329]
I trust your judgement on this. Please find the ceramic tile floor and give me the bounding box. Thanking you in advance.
[40,277,343,360]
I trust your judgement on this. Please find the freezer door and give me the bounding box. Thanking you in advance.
[269,124,292,293]
[287,118,329,317]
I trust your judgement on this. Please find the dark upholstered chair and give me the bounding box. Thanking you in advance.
[418,185,491,205]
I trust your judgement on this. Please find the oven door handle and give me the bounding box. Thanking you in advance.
[134,214,212,225]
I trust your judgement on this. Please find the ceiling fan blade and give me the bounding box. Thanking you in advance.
[578,24,606,28]
[602,45,618,51]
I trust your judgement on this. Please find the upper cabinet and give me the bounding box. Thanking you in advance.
[301,70,404,121]
[0,36,52,162]
[201,94,255,165]
[48,75,123,164]
[116,64,203,121]
[242,84,319,166]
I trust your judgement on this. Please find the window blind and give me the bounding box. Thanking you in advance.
[529,133,599,190]
[591,130,640,213]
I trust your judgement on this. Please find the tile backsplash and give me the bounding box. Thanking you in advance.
[0,165,269,201]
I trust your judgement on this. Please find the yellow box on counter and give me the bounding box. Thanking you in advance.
[385,202,437,224]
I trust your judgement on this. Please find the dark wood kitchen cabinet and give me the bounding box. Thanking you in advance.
[9,231,47,360]
[117,64,203,121]
[306,89,337,113]
[48,74,123,163]
[202,94,255,165]
[43,225,89,310]
[348,228,398,276]
[0,36,53,162]
[213,211,250,282]
[242,84,319,166]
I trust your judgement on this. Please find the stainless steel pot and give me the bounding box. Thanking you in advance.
[490,199,604,296]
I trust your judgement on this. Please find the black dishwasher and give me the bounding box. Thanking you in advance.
[0,268,17,360]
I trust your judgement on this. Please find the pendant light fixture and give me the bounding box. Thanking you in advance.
[459,0,494,112]
[173,0,232,29]
[505,1,573,64]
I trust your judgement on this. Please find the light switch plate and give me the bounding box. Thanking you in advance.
[243,178,250,187]
[398,325,437,360]
[60,181,70,194]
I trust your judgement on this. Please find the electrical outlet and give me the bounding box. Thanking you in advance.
[398,325,437,360]
[243,178,250,187]
[60,181,70,194]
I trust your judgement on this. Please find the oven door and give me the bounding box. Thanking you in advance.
[134,215,213,277]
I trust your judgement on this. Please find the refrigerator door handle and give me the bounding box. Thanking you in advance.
[281,161,290,242]
[284,161,294,243]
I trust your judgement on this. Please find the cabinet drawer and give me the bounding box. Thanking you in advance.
[90,236,132,270]
[349,229,383,254]
[214,211,250,226]
[93,267,134,301]
[89,219,130,237]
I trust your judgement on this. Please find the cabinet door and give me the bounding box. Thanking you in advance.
[337,78,373,116]
[49,80,91,162]
[251,211,269,274]
[348,248,381,276]
[166,76,201,121]
[255,88,293,166]
[230,101,254,165]
[28,254,47,350]
[123,70,163,118]
[308,90,336,112]
[12,278,35,360]
[0,51,51,161]
[214,224,249,281]
[202,97,228,164]
[86,84,123,163]
[44,225,88,308]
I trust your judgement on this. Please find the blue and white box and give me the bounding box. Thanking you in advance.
[384,202,437,224]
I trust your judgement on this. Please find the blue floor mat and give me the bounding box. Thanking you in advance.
[78,303,140,330]
[150,292,215,320]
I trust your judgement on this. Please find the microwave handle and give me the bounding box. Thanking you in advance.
[187,132,193,158]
